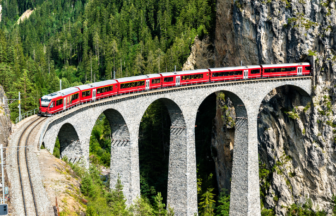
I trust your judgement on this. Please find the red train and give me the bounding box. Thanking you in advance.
[39,62,311,116]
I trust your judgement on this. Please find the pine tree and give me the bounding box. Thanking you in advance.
[154,192,166,216]
[199,188,216,216]
[9,70,38,120]
[216,189,230,216]
[108,175,129,215]
[0,63,14,92]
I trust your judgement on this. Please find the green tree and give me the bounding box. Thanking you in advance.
[9,70,38,120]
[108,175,129,215]
[199,187,216,216]
[216,189,230,216]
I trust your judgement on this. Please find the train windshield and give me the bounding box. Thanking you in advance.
[41,99,51,107]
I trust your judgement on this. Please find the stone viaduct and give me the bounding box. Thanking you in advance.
[40,76,312,215]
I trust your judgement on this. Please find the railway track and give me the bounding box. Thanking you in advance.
[15,116,47,216]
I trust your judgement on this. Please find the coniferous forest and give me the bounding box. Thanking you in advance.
[0,0,232,215]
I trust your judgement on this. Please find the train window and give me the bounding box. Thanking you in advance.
[98,86,113,93]
[305,66,311,71]
[82,90,91,97]
[56,99,63,106]
[164,77,174,82]
[152,79,160,84]
[251,69,260,74]
[265,68,274,73]
[120,81,145,89]
[182,75,190,80]
[69,93,79,103]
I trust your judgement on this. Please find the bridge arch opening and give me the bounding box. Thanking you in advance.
[257,85,312,213]
[138,98,187,206]
[195,90,248,213]
[88,108,131,192]
[54,123,81,163]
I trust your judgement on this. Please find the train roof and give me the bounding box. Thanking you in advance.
[88,80,117,88]
[58,87,80,96]
[75,84,91,90]
[179,69,209,74]
[209,65,260,72]
[117,74,161,83]
[160,69,208,77]
[41,87,79,100]
[262,62,310,67]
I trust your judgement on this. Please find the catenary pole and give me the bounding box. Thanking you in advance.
[18,92,21,122]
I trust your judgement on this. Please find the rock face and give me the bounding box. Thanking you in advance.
[0,85,11,146]
[211,93,235,193]
[182,0,336,214]
[182,36,215,71]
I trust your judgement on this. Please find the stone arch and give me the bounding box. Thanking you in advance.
[57,123,81,163]
[195,90,249,213]
[257,83,311,107]
[103,109,131,147]
[137,97,187,214]
[195,91,247,180]
[90,108,132,202]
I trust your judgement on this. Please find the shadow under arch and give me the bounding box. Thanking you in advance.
[257,85,312,211]
[57,123,81,163]
[138,97,187,209]
[195,90,248,211]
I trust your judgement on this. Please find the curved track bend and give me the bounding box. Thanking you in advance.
[7,116,53,216]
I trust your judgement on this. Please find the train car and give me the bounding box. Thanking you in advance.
[117,75,151,94]
[160,72,178,87]
[76,84,92,103]
[209,65,262,82]
[87,80,118,101]
[179,69,210,85]
[146,74,162,90]
[261,62,311,78]
[39,87,80,116]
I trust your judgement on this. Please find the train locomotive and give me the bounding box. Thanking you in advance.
[39,62,311,116]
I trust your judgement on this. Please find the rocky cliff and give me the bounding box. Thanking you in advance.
[184,0,336,214]
[0,85,11,146]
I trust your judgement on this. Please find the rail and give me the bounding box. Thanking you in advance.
[17,117,45,216]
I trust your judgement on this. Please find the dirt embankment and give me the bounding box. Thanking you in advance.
[38,149,86,215]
